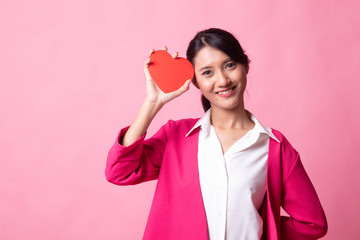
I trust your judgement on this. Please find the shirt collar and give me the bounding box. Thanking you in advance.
[185,109,212,137]
[185,109,280,143]
[248,110,280,143]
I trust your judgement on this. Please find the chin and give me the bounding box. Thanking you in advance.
[212,102,243,111]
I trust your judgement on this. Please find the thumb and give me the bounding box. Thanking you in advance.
[173,79,192,96]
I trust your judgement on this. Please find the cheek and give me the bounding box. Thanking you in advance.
[233,70,247,84]
[197,78,212,92]
[238,74,247,92]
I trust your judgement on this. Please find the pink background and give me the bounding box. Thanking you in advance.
[1,0,359,239]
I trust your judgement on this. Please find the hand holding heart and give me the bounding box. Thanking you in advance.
[120,47,193,147]
[144,46,193,107]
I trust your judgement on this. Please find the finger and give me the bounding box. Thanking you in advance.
[144,58,151,69]
[174,79,191,96]
[183,79,192,88]
[163,45,168,51]
[149,48,154,57]
[144,58,152,80]
[172,51,179,59]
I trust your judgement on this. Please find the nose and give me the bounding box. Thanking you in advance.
[217,70,231,87]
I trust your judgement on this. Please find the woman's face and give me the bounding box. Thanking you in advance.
[193,46,248,111]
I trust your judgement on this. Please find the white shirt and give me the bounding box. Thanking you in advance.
[186,109,279,240]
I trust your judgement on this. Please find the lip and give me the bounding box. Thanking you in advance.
[216,86,236,97]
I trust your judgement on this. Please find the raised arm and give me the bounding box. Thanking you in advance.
[121,46,191,146]
[106,47,191,185]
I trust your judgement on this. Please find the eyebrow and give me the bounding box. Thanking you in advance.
[197,58,233,72]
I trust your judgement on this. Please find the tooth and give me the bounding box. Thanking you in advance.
[219,89,231,95]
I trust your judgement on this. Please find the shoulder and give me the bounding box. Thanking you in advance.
[270,128,300,165]
[165,118,199,129]
[270,128,298,152]
[268,128,304,182]
[158,118,200,136]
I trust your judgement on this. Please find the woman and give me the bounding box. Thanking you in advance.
[105,28,327,240]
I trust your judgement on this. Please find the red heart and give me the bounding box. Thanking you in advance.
[148,50,194,93]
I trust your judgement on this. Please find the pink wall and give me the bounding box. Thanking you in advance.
[1,0,359,239]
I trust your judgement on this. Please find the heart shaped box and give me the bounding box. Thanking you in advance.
[148,50,194,93]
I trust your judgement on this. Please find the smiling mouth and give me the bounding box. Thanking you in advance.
[216,86,236,95]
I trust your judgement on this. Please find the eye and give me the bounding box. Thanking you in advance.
[202,70,212,76]
[226,62,235,69]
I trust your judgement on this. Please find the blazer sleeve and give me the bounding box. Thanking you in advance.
[280,150,328,239]
[105,120,172,185]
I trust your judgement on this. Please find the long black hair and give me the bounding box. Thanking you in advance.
[186,28,250,112]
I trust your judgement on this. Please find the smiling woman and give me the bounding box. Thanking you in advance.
[105,28,328,240]
[187,28,250,113]
[192,47,248,113]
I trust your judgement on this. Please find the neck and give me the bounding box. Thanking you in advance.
[210,103,254,130]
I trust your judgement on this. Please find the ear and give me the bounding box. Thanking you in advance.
[245,64,249,74]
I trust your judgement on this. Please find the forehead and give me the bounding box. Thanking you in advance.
[193,46,230,69]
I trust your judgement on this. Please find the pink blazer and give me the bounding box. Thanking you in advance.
[105,119,327,239]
